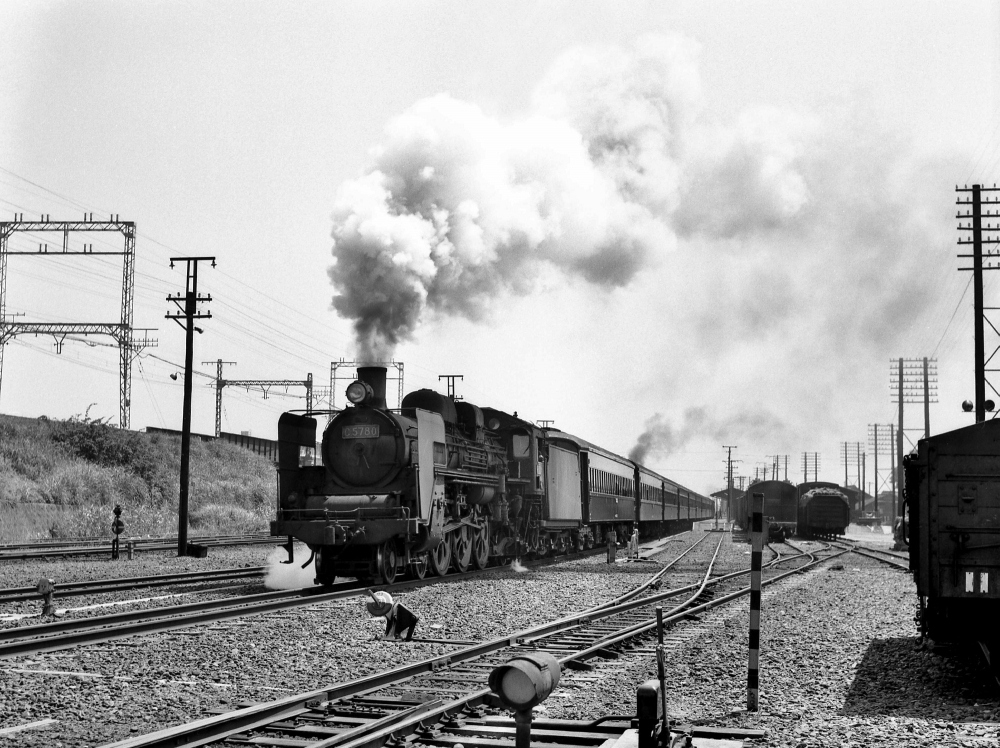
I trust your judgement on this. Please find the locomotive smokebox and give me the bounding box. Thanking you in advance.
[357,366,388,410]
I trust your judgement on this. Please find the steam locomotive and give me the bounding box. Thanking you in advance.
[270,366,714,585]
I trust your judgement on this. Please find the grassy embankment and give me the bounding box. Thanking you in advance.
[0,414,274,542]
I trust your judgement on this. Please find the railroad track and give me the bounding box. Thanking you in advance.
[827,539,909,570]
[0,532,273,552]
[0,534,284,560]
[100,531,834,748]
[0,536,632,660]
[0,582,363,660]
[0,566,267,604]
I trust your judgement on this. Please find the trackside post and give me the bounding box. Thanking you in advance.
[747,491,764,711]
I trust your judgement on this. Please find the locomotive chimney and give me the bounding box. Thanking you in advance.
[358,366,388,409]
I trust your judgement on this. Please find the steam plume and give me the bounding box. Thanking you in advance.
[263,545,316,590]
[629,407,789,465]
[329,33,811,361]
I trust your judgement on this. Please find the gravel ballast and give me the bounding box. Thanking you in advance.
[0,526,997,747]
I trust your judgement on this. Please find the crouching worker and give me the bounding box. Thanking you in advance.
[366,589,418,641]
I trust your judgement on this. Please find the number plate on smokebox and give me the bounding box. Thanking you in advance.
[342,424,379,439]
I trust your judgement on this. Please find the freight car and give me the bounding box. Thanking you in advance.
[270,366,714,584]
[905,420,1000,643]
[797,484,851,536]
[732,480,797,540]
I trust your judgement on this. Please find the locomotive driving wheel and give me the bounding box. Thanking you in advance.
[451,526,473,573]
[492,525,514,566]
[314,547,337,586]
[430,538,452,576]
[376,541,398,585]
[471,525,489,570]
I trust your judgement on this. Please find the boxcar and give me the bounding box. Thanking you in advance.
[906,420,1000,642]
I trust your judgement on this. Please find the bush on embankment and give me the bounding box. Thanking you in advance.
[0,414,274,542]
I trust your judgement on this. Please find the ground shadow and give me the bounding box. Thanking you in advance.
[842,637,1000,719]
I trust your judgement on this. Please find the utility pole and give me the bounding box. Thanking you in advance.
[890,424,897,514]
[897,358,903,518]
[957,184,1000,422]
[802,452,820,483]
[724,445,737,522]
[765,455,787,481]
[167,256,215,557]
[861,452,866,514]
[873,425,878,518]
[839,441,863,489]
[890,358,937,516]
[923,357,931,437]
[203,359,236,438]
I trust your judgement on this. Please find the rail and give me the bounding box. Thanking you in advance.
[101,531,836,748]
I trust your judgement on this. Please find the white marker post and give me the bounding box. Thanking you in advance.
[747,491,764,711]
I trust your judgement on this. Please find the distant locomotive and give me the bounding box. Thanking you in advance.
[271,366,715,585]
[733,480,851,538]
[905,420,1000,643]
[797,485,851,536]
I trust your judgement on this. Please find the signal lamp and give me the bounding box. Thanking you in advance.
[988,400,996,412]
[346,380,373,405]
[962,400,974,412]
[488,652,561,711]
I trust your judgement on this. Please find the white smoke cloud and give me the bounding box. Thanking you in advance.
[329,33,816,361]
[263,544,316,590]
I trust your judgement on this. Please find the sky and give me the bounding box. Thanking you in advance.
[2,0,1000,497]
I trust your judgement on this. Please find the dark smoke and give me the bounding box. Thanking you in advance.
[629,407,791,465]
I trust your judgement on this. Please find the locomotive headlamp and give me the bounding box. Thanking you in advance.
[346,380,374,405]
[488,652,561,710]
